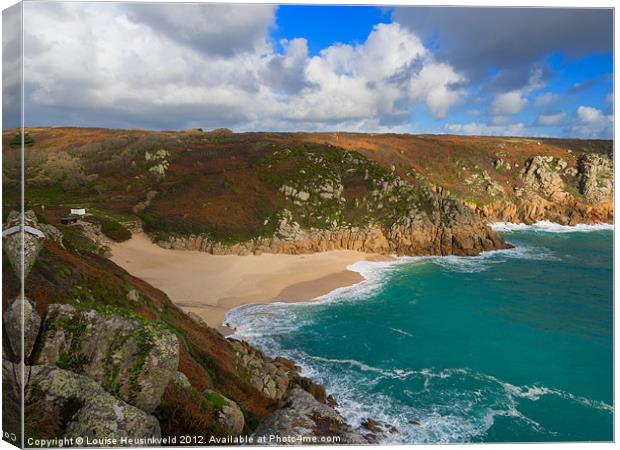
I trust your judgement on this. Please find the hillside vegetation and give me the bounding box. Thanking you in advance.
[1,127,613,445]
[2,127,613,256]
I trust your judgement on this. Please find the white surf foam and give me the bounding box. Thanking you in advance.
[227,222,569,335]
[492,220,614,233]
[314,363,613,443]
[225,237,562,341]
[389,327,414,337]
[226,308,614,445]
[222,227,611,443]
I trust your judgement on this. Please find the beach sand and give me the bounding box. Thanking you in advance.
[110,233,383,334]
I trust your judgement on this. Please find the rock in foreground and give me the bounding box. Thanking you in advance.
[4,361,161,443]
[252,387,367,445]
[34,304,179,413]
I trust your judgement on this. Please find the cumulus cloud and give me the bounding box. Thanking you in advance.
[577,106,604,123]
[535,111,566,126]
[20,3,465,131]
[262,38,313,95]
[489,91,527,116]
[568,105,613,138]
[123,3,276,57]
[489,68,545,116]
[394,7,612,135]
[409,62,464,118]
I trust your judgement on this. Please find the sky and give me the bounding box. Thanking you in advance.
[2,3,614,138]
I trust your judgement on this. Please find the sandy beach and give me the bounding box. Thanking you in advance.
[110,233,381,333]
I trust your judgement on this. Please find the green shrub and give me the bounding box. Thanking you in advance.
[9,132,34,147]
[100,219,132,242]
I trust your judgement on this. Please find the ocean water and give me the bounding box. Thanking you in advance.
[226,223,613,443]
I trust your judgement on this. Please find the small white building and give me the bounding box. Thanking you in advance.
[70,208,86,216]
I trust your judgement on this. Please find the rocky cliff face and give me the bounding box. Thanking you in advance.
[3,299,174,443]
[473,153,613,225]
[152,147,509,257]
[2,211,368,445]
[252,387,367,445]
[5,129,611,260]
[34,304,180,413]
[5,301,367,445]
[579,154,613,203]
[157,208,508,257]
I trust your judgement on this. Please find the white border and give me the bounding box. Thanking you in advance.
[0,1,615,450]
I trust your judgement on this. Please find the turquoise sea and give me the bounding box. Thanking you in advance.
[227,223,613,443]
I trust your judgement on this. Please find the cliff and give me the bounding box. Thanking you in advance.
[302,133,613,226]
[3,128,611,262]
[2,212,370,445]
[1,128,614,445]
[473,153,613,224]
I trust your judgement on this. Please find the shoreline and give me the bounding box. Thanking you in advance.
[109,222,612,335]
[109,232,391,334]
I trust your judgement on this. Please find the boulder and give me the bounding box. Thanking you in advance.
[38,223,64,245]
[3,297,41,361]
[360,417,399,442]
[252,387,367,444]
[34,304,179,413]
[126,289,141,303]
[229,339,289,400]
[172,371,192,390]
[5,361,161,442]
[521,156,568,202]
[292,376,327,404]
[361,418,382,433]
[204,389,245,435]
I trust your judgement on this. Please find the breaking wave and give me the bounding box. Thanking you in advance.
[225,315,614,445]
[492,221,613,233]
[224,226,612,443]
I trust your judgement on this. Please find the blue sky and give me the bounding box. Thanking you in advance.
[272,6,392,56]
[4,3,614,138]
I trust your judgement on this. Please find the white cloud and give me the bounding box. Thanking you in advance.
[577,106,607,123]
[535,92,560,107]
[568,106,613,138]
[444,121,526,136]
[123,3,276,57]
[21,4,465,131]
[409,62,464,118]
[489,90,527,115]
[489,67,545,116]
[536,111,565,126]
